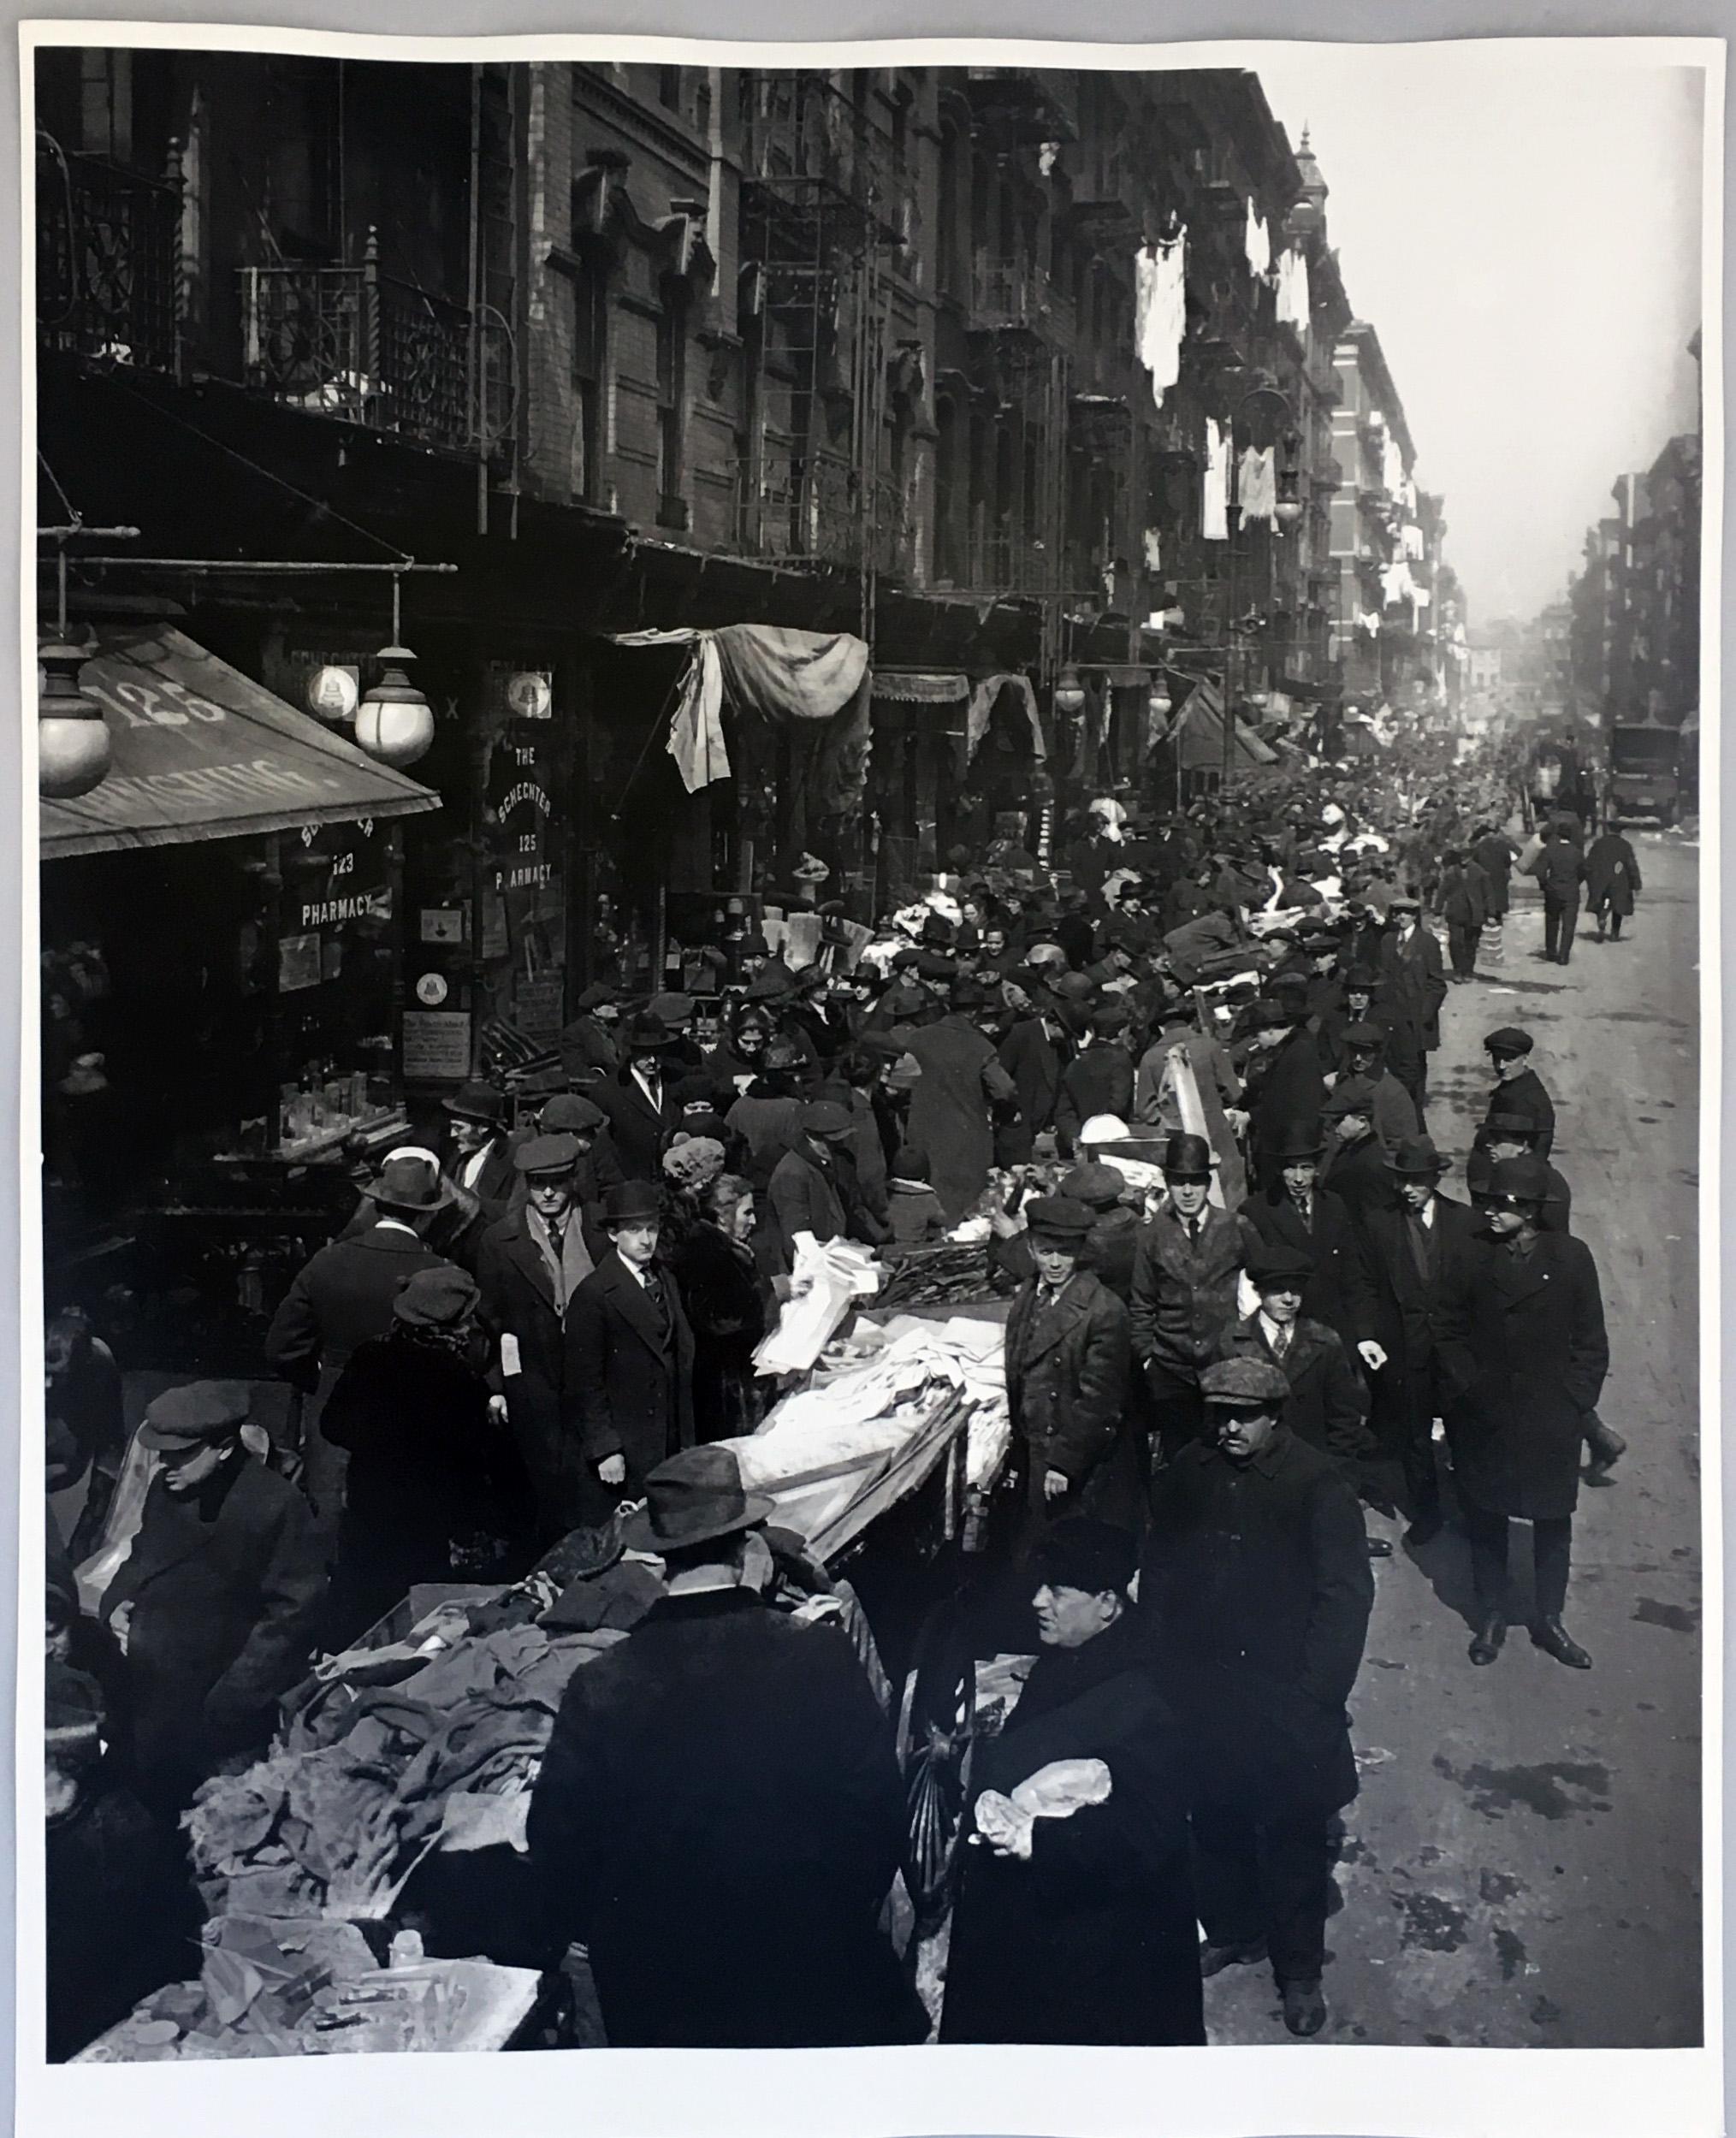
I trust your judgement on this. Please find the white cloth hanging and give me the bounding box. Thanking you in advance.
[1135,232,1187,411]
[1402,522,1425,560]
[1143,526,1163,572]
[1276,246,1311,327]
[1382,435,1404,498]
[665,636,730,791]
[1244,202,1270,279]
[1203,418,1229,541]
[1237,447,1277,523]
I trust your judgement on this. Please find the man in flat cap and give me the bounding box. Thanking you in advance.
[1482,1027,1555,1157]
[763,1099,860,1279]
[1336,1022,1420,1153]
[98,1383,325,1816]
[478,1132,601,1541]
[560,981,625,1080]
[1213,1240,1377,1478]
[1143,1353,1373,2040]
[1435,1155,1609,1669]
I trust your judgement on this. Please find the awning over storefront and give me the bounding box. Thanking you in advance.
[1170,678,1277,769]
[41,624,441,861]
[871,669,970,705]
[965,672,1046,767]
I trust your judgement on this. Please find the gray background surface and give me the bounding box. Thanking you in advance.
[3,0,1728,2128]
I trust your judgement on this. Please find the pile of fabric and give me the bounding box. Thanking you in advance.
[185,1548,665,1923]
[722,1315,1011,1561]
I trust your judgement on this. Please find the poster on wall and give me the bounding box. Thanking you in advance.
[401,1009,473,1081]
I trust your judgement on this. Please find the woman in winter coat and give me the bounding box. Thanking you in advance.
[667,1175,767,1443]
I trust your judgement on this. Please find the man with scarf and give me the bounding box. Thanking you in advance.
[941,1519,1204,2046]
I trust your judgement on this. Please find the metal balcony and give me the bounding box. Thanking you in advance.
[969,255,1062,336]
[37,139,181,376]
[238,240,508,455]
[738,73,903,244]
[732,452,909,576]
[963,530,1052,597]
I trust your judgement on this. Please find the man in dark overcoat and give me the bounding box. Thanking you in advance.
[1238,1119,1378,1364]
[1356,1134,1479,1544]
[995,1004,1067,1165]
[1129,1133,1259,1464]
[528,1447,921,2048]
[1375,894,1447,1107]
[763,1100,852,1276]
[264,1152,460,1526]
[1435,1156,1609,1669]
[941,1519,1204,2047]
[1584,825,1642,940]
[564,1180,696,1519]
[1142,1356,1373,2040]
[1053,1004,1136,1158]
[477,1133,598,1543]
[98,1383,326,1816]
[1532,821,1586,964]
[1481,1026,1556,1157]
[597,1011,688,1181]
[1002,1197,1142,1543]
[894,980,1022,1222]
[1246,998,1327,1192]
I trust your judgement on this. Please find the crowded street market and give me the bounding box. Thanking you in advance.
[33,44,1703,2070]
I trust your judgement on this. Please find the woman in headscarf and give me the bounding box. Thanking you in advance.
[668,1173,768,1442]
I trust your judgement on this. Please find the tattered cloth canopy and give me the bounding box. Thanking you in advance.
[613,625,872,814]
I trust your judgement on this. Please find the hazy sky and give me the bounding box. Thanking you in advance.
[1254,46,1707,626]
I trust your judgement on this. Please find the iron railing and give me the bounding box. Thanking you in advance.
[739,73,898,233]
[37,139,181,375]
[732,450,909,575]
[239,239,508,454]
[964,529,1052,596]
[969,253,1062,335]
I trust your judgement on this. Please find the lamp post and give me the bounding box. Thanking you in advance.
[1221,382,1299,791]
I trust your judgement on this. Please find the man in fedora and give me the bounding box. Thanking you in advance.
[479,1133,600,1542]
[98,1382,325,1816]
[1436,1155,1609,1668]
[1238,1118,1377,1367]
[528,1445,920,2048]
[596,1011,687,1182]
[1130,1132,1259,1466]
[265,1152,461,1528]
[443,1079,517,1217]
[565,1181,696,1518]
[1144,1355,1372,2040]
[1003,1196,1141,1549]
[1356,1134,1480,1547]
[1482,1027,1555,1158]
[1244,997,1325,1193]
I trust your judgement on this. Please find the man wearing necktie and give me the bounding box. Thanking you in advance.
[566,1180,696,1520]
[477,1132,599,1543]
[1130,1133,1259,1470]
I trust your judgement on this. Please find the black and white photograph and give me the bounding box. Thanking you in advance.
[21,21,1721,2133]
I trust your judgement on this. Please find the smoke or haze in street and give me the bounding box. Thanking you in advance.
[1256,48,1705,625]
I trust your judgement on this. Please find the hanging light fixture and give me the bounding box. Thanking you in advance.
[1147,676,1173,720]
[1275,434,1304,528]
[38,533,113,801]
[1053,665,1086,715]
[38,635,111,799]
[355,573,435,769]
[1247,686,1271,711]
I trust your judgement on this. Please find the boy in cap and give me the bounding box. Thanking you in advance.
[1482,1028,1555,1157]
[99,1383,325,1815]
[1214,1240,1378,1481]
[1143,1353,1374,2040]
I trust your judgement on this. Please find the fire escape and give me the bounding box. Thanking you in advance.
[735,73,908,636]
